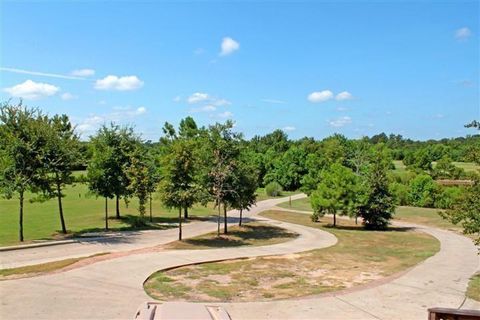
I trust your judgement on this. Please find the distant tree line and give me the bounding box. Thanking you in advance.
[1,101,478,244]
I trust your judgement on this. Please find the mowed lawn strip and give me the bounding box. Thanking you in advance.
[0,253,109,279]
[0,183,219,246]
[278,198,461,231]
[165,222,298,250]
[144,210,439,302]
[467,274,480,302]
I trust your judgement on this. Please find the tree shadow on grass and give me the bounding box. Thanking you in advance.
[322,224,413,232]
[180,224,298,248]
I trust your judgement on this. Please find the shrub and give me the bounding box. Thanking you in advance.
[390,182,410,206]
[408,174,439,208]
[265,181,283,197]
[435,186,463,209]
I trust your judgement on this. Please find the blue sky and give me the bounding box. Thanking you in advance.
[0,1,478,141]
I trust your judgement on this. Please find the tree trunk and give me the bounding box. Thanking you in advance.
[149,193,153,222]
[355,215,358,225]
[223,204,228,234]
[105,197,109,231]
[239,209,243,227]
[19,190,24,242]
[333,212,336,227]
[217,201,221,237]
[115,195,120,219]
[183,206,188,219]
[56,180,67,234]
[178,207,182,241]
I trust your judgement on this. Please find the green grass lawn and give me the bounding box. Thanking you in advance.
[0,182,296,247]
[255,188,300,201]
[467,273,480,301]
[144,210,439,302]
[278,198,461,232]
[393,160,479,174]
[0,183,217,246]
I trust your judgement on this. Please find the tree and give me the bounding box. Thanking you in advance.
[310,163,359,227]
[408,174,439,207]
[0,102,50,241]
[127,146,153,219]
[433,156,464,179]
[357,152,396,230]
[231,160,258,226]
[201,121,242,235]
[43,114,81,234]
[89,124,139,219]
[159,118,200,219]
[159,138,201,240]
[263,146,307,191]
[440,181,480,245]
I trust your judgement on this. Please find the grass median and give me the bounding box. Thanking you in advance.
[144,210,439,302]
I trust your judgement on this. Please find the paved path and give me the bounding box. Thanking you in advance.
[1,195,479,319]
[0,195,336,319]
[0,194,306,269]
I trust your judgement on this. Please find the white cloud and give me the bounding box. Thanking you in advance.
[329,116,352,127]
[336,106,348,112]
[94,75,144,91]
[186,92,231,106]
[220,37,240,56]
[335,91,353,101]
[4,80,59,100]
[187,92,210,104]
[262,98,286,104]
[283,126,296,132]
[61,92,77,100]
[76,107,147,135]
[191,105,217,113]
[455,27,472,40]
[173,95,182,102]
[217,111,234,118]
[0,67,84,80]
[71,69,95,77]
[308,90,334,103]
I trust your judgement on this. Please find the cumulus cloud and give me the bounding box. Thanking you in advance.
[71,69,95,77]
[187,92,210,104]
[283,126,296,132]
[335,91,353,101]
[216,111,234,118]
[220,37,240,56]
[307,90,334,103]
[76,107,147,135]
[455,27,472,40]
[190,105,217,113]
[329,116,352,127]
[94,75,144,91]
[4,80,59,100]
[61,92,77,100]
[186,92,231,106]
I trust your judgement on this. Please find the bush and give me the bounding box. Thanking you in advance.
[390,182,409,206]
[126,215,148,228]
[408,174,439,208]
[265,181,283,197]
[435,186,463,209]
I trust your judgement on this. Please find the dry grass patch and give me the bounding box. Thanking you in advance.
[0,252,109,279]
[165,222,298,250]
[144,210,439,302]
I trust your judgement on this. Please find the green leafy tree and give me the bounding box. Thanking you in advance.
[231,160,258,226]
[433,155,464,179]
[357,153,396,230]
[43,114,82,234]
[408,174,439,207]
[89,124,139,219]
[310,163,359,227]
[159,138,201,240]
[0,102,50,241]
[127,146,154,219]
[440,181,480,245]
[263,146,307,191]
[201,121,242,235]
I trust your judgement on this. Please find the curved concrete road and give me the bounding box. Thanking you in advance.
[0,195,336,319]
[1,195,479,319]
